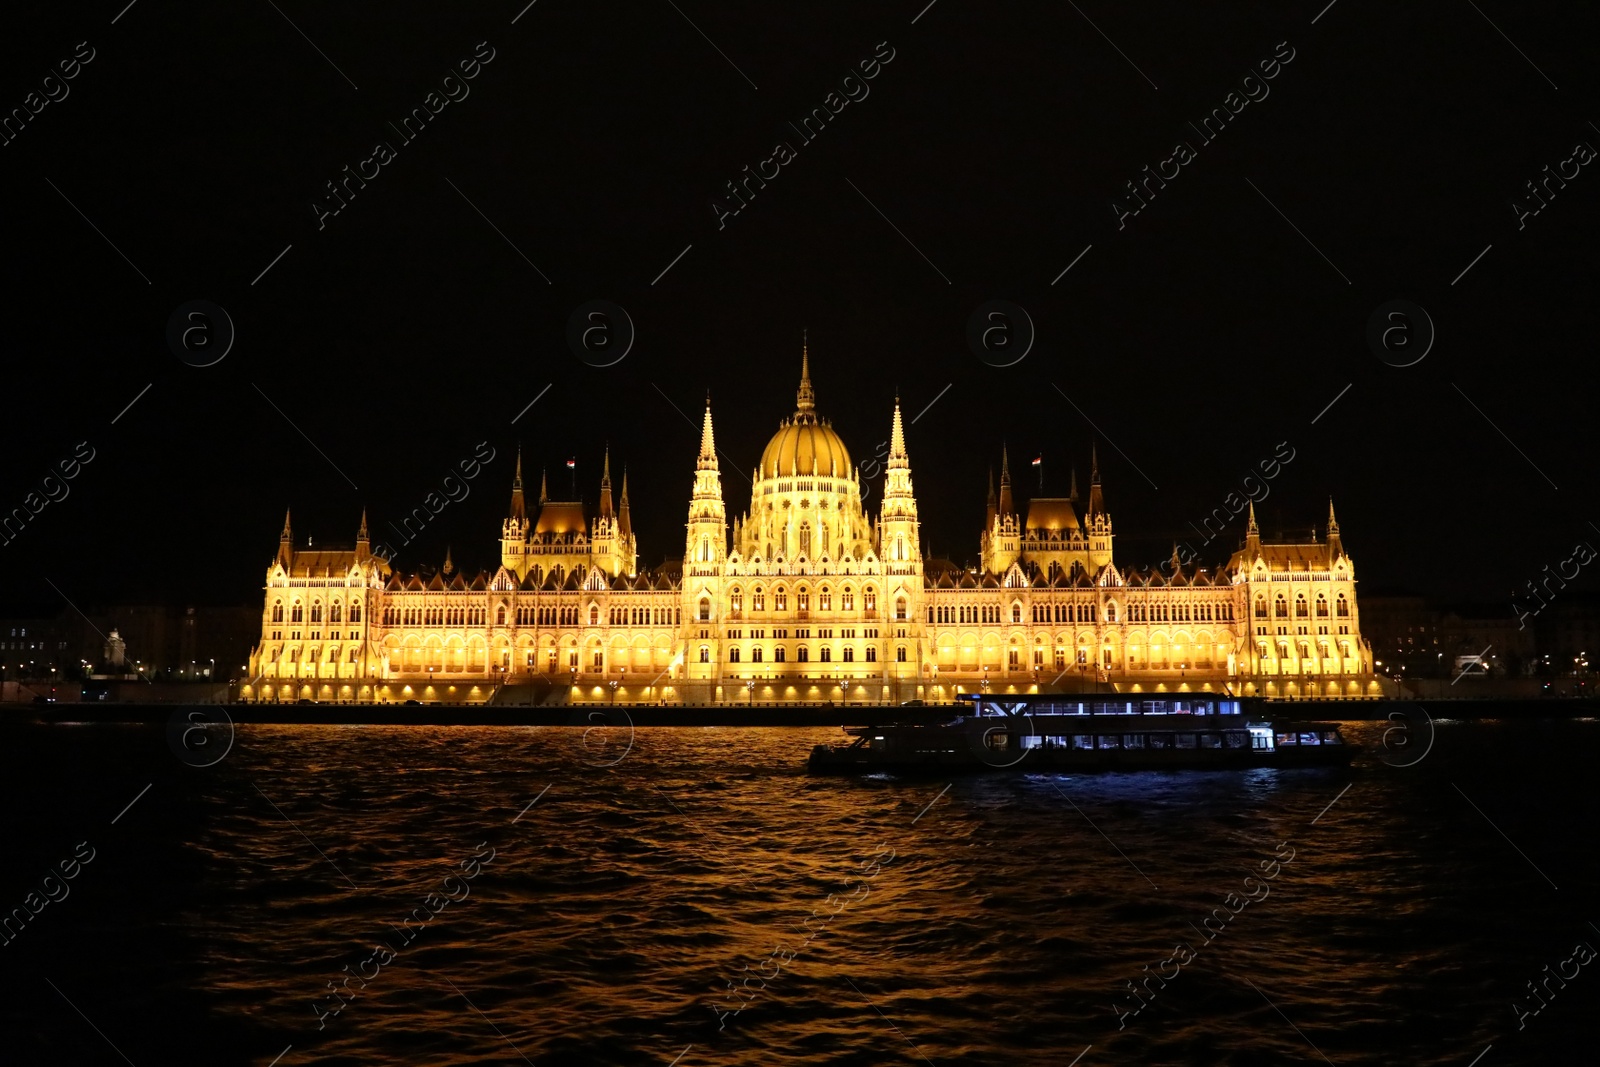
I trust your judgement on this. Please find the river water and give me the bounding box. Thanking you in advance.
[1,715,1595,1065]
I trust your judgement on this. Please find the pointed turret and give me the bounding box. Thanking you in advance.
[618,468,633,541]
[277,508,293,567]
[687,394,727,571]
[538,467,548,504]
[985,468,997,528]
[880,395,921,569]
[698,394,718,470]
[1069,464,1080,503]
[1326,497,1342,559]
[599,446,614,519]
[997,445,1014,517]
[1087,443,1105,516]
[1246,500,1261,555]
[356,508,370,561]
[509,448,527,523]
[888,395,908,467]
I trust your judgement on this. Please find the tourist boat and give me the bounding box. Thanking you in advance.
[807,693,1358,773]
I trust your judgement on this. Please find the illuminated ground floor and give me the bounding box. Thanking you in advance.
[236,669,1382,704]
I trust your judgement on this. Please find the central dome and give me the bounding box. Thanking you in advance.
[758,348,852,478]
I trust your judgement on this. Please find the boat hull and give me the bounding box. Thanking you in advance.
[807,743,1358,774]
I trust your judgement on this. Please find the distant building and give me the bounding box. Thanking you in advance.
[245,352,1377,703]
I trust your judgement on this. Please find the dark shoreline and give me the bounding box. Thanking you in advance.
[5,697,1597,728]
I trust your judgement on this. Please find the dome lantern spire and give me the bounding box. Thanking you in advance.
[796,333,815,418]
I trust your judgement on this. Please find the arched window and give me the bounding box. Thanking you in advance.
[1295,595,1308,618]
[1274,596,1287,618]
[699,645,710,663]
[272,601,284,623]
[1316,595,1328,617]
[700,537,711,562]
[820,587,831,611]
[842,588,855,611]
[897,646,907,662]
[729,647,741,663]
[752,646,763,662]
[774,646,786,662]
[775,589,788,611]
[1254,595,1267,619]
[799,523,811,557]
[1336,595,1349,617]
[843,647,854,662]
[821,525,829,556]
[731,589,743,614]
[496,605,507,626]
[1011,602,1021,624]
[820,647,831,662]
[895,536,906,561]
[330,602,342,624]
[865,589,877,613]
[291,601,304,623]
[866,647,877,662]
[1105,603,1117,623]
[589,605,600,625]
[798,646,809,662]
[698,597,711,621]
[895,596,908,621]
[753,586,765,611]
[798,589,810,612]
[310,602,323,623]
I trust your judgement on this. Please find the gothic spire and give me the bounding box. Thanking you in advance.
[509,447,527,522]
[1087,442,1105,516]
[538,467,548,504]
[796,335,815,416]
[357,508,368,542]
[599,445,614,519]
[277,508,293,567]
[619,468,632,540]
[698,395,719,470]
[1069,464,1080,502]
[997,444,1014,517]
[888,395,907,464]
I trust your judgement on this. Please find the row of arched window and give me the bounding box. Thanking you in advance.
[718,586,887,618]
[703,645,905,663]
[272,599,363,624]
[1255,594,1349,619]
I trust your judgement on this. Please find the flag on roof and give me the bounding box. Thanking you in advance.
[1031,455,1042,466]
[565,458,576,469]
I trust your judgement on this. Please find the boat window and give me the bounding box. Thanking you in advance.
[1123,735,1145,749]
[1226,733,1249,748]
[1276,732,1296,746]
[1192,702,1211,715]
[1073,735,1093,749]
[1320,731,1341,744]
[1199,734,1222,749]
[1175,734,1197,749]
[1147,734,1170,749]
[1298,732,1321,745]
[1097,735,1120,749]
[1141,700,1164,715]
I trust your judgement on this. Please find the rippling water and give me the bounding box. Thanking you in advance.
[2,716,1597,1066]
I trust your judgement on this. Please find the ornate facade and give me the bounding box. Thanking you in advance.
[244,351,1376,703]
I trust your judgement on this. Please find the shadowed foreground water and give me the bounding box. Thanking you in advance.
[1,716,1596,1065]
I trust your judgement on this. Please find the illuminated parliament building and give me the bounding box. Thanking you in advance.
[244,352,1376,704]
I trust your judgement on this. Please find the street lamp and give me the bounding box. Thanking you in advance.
[746,679,755,706]
[981,665,990,692]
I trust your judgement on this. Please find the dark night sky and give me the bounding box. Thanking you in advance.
[1,2,1595,614]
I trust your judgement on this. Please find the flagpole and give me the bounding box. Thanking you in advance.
[570,461,576,501]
